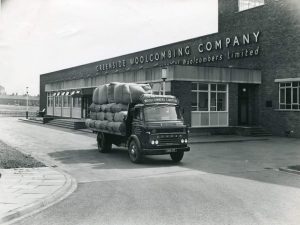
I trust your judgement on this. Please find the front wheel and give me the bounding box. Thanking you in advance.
[128,139,143,163]
[170,151,184,163]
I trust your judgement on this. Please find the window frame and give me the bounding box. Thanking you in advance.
[191,82,229,127]
[278,81,300,111]
[191,83,228,112]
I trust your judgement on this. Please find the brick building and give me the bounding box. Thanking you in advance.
[40,0,300,137]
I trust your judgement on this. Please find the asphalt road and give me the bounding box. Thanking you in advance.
[1,118,300,225]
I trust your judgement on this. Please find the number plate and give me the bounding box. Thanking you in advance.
[166,149,177,153]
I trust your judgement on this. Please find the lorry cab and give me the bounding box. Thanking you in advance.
[127,95,190,163]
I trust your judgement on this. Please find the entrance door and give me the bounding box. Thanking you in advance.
[238,85,249,125]
[82,95,92,118]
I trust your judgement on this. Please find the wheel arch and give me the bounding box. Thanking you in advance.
[127,135,141,148]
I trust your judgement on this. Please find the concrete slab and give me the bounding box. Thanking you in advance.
[0,167,77,225]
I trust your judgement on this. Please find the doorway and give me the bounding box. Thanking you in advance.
[238,84,249,125]
[82,95,92,119]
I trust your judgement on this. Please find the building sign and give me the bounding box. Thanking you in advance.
[96,31,261,73]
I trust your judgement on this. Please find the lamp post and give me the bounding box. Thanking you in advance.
[26,87,29,119]
[161,68,167,95]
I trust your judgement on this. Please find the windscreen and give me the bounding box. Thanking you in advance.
[144,105,183,121]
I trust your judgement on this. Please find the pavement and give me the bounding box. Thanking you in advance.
[0,118,298,224]
[0,166,76,225]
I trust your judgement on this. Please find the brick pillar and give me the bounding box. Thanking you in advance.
[228,83,238,126]
[171,81,192,126]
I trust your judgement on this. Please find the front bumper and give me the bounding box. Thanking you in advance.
[142,146,190,155]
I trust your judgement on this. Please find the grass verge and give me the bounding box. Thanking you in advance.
[0,140,45,169]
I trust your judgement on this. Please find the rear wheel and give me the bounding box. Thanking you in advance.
[97,132,112,153]
[128,139,143,163]
[170,151,184,162]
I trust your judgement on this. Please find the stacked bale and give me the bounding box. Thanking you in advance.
[86,82,151,135]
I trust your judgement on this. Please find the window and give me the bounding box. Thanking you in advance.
[191,83,228,127]
[73,97,81,108]
[54,96,62,107]
[279,82,300,110]
[239,0,264,11]
[192,83,227,112]
[47,93,53,107]
[63,95,70,107]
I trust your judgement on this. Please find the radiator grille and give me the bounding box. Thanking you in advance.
[155,128,184,133]
[158,136,180,145]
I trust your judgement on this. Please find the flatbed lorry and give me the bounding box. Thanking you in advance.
[90,94,190,163]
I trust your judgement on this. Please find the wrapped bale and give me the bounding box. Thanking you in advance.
[92,88,99,104]
[129,83,152,102]
[87,120,95,128]
[106,122,115,132]
[96,112,105,121]
[107,82,120,103]
[85,119,92,128]
[90,112,97,120]
[93,84,109,104]
[99,120,109,130]
[89,103,96,112]
[105,112,114,121]
[110,122,126,134]
[114,111,128,122]
[94,104,101,112]
[111,103,128,113]
[94,120,102,129]
[114,83,152,104]
[100,103,114,112]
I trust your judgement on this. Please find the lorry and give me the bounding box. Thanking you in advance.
[87,84,190,163]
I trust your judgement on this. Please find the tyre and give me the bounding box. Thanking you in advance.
[170,151,184,162]
[128,139,143,163]
[97,132,112,153]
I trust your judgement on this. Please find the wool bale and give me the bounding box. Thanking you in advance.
[99,120,109,130]
[94,104,101,112]
[110,122,126,133]
[129,83,152,103]
[92,88,99,104]
[93,84,109,104]
[85,119,92,128]
[89,120,96,128]
[94,120,102,129]
[106,122,115,131]
[111,103,128,113]
[96,112,105,121]
[90,112,97,120]
[89,103,96,112]
[111,122,122,132]
[101,103,114,112]
[114,111,128,122]
[114,83,152,104]
[114,83,131,104]
[107,82,120,103]
[105,112,114,121]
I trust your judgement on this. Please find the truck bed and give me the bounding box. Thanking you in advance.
[90,128,126,136]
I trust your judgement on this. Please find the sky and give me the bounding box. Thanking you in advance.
[0,0,218,96]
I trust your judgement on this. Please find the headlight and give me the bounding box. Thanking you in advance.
[184,139,188,143]
[155,140,159,145]
[151,140,155,145]
[181,139,184,143]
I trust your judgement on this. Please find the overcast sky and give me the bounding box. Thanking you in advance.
[0,0,218,95]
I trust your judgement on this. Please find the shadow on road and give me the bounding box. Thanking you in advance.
[48,138,300,189]
[48,147,185,170]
